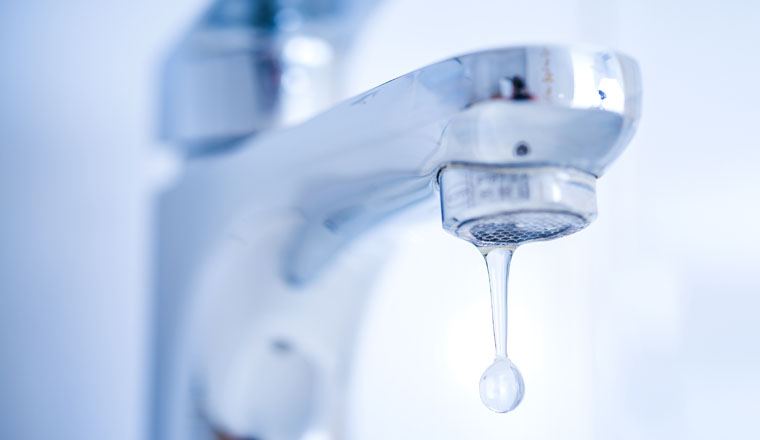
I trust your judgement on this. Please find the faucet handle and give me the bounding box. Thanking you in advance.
[160,0,382,153]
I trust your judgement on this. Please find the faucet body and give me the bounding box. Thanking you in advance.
[156,28,640,439]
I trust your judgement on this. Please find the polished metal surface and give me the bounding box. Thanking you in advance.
[201,46,641,281]
[161,0,381,152]
[156,43,641,440]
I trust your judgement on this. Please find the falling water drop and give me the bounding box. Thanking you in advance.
[480,357,524,413]
[479,247,525,413]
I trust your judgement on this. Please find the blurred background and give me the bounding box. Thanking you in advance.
[1,0,759,439]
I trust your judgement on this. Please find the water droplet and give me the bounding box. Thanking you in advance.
[480,357,525,413]
[479,247,525,413]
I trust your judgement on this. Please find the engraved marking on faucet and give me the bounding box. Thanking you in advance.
[540,48,554,102]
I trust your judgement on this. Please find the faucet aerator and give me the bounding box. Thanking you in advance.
[439,165,598,249]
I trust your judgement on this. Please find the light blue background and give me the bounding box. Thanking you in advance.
[1,0,758,438]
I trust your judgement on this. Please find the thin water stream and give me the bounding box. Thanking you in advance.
[478,246,525,413]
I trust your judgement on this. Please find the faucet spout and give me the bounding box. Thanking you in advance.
[220,46,641,282]
[155,44,641,440]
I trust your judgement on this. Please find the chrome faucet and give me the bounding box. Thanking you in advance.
[154,2,641,439]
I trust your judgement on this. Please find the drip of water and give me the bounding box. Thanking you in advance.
[479,247,525,413]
